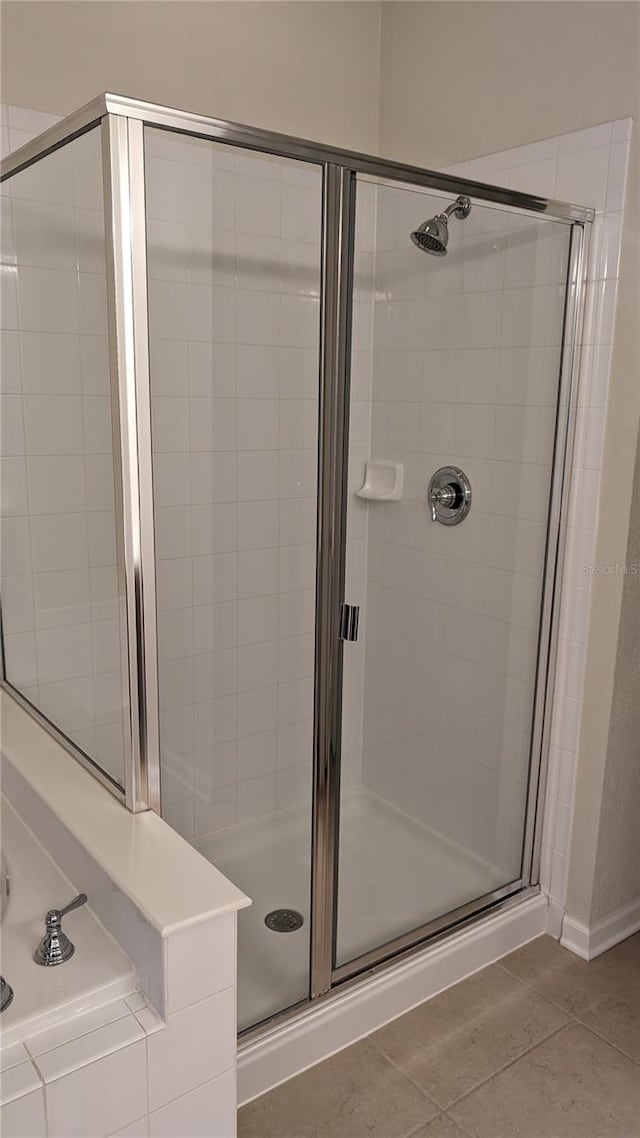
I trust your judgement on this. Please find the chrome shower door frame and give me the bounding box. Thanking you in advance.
[0,94,591,1012]
[0,104,160,812]
[101,113,160,813]
[327,185,589,991]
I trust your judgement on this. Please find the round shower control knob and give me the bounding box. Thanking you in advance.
[427,466,472,525]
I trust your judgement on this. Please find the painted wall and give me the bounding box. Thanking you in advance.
[590,438,640,924]
[378,1,639,169]
[0,0,382,153]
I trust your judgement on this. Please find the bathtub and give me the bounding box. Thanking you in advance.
[0,794,135,1049]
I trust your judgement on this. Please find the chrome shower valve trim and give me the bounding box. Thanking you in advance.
[428,466,472,525]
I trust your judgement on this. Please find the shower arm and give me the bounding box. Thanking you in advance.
[440,195,472,222]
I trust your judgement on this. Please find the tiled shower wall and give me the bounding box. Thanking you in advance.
[0,107,375,844]
[0,110,127,787]
[350,187,570,877]
[444,119,632,928]
[145,129,375,842]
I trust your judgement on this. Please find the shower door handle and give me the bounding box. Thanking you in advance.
[339,603,359,642]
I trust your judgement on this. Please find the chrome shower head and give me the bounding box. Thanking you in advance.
[411,215,450,256]
[410,195,471,256]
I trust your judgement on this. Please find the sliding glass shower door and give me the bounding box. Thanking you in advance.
[336,177,572,971]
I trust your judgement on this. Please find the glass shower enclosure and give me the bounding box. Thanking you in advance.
[0,94,590,1034]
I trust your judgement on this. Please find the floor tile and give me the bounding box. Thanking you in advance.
[411,1114,472,1138]
[500,932,640,1016]
[369,963,567,1109]
[580,970,640,1062]
[237,1039,438,1138]
[449,1023,640,1138]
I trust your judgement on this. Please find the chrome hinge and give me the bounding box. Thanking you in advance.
[339,603,359,642]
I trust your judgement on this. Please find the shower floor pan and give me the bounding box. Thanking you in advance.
[198,787,503,1032]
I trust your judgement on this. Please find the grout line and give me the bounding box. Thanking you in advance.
[367,970,570,1115]
[404,1112,446,1138]
[443,1112,477,1138]
[374,1045,442,1111]
[495,957,632,1021]
[572,1018,640,1069]
[445,1021,570,1115]
[495,951,640,1066]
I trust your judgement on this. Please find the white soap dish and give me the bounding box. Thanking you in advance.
[356,460,404,501]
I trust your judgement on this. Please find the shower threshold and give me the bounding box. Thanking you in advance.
[197,786,507,1033]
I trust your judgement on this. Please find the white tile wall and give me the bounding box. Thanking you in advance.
[145,130,323,844]
[0,107,127,789]
[341,180,570,879]
[147,131,376,842]
[446,118,632,929]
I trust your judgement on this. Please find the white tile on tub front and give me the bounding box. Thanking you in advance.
[165,913,235,1014]
[44,1038,147,1138]
[34,1014,145,1083]
[0,1042,29,1073]
[133,1004,164,1036]
[25,998,132,1057]
[148,1069,235,1138]
[0,1059,42,1105]
[147,987,235,1112]
[0,1088,46,1138]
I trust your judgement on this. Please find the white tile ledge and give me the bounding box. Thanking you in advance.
[1,691,250,937]
[1,993,165,1105]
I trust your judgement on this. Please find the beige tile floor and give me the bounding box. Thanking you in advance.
[238,933,640,1138]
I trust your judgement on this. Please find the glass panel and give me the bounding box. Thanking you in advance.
[337,178,571,967]
[0,128,128,790]
[144,128,322,1029]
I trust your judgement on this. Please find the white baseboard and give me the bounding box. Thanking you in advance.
[561,896,640,961]
[238,891,548,1105]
